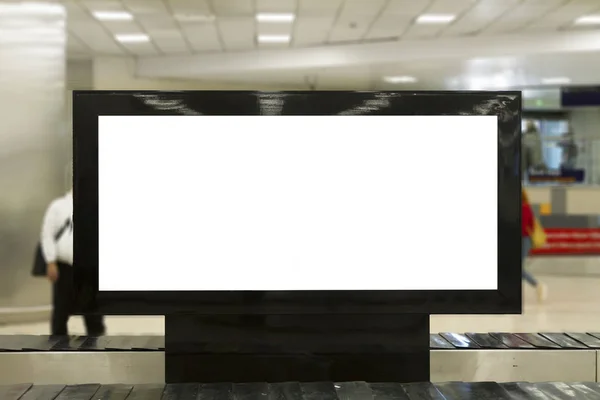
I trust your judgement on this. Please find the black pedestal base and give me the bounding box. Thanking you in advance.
[165,314,430,383]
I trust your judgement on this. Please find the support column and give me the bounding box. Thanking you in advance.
[0,2,68,311]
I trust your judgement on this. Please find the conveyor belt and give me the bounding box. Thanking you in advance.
[3,381,600,400]
[2,333,600,352]
[1,334,599,385]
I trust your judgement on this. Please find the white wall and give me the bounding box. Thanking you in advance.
[92,57,302,91]
[570,107,600,185]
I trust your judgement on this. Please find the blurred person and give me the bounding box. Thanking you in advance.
[41,189,105,336]
[522,121,546,176]
[522,189,548,301]
[558,131,578,170]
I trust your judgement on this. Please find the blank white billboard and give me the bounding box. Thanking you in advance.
[98,115,498,291]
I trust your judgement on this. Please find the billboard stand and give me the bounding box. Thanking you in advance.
[165,313,430,383]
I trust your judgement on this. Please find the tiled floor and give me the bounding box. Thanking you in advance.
[0,275,598,335]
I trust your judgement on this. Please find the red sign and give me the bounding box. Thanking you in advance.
[530,228,600,255]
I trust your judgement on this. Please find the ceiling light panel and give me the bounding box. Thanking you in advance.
[92,11,133,21]
[256,13,295,23]
[416,14,456,24]
[540,77,571,85]
[115,33,150,43]
[257,0,296,13]
[383,76,417,84]
[257,34,291,43]
[574,15,600,25]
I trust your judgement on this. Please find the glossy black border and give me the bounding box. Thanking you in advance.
[73,90,522,315]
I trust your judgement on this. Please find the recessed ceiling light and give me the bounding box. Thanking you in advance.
[174,14,215,22]
[416,14,456,24]
[574,15,600,25]
[383,76,417,84]
[257,34,291,43]
[92,11,133,21]
[256,13,295,23]
[115,33,150,43]
[540,77,571,85]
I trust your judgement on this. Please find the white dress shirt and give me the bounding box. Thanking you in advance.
[40,191,73,265]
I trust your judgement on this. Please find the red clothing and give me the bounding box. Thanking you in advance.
[522,202,535,237]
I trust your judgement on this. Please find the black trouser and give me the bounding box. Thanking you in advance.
[51,262,105,336]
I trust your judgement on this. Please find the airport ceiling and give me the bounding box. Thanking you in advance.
[51,0,600,88]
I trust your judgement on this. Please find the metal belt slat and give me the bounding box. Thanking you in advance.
[566,333,600,349]
[439,333,480,349]
[197,383,234,400]
[334,382,373,400]
[369,383,410,400]
[0,383,32,400]
[539,333,589,349]
[3,333,600,352]
[6,383,600,400]
[514,333,562,349]
[19,384,66,400]
[93,384,134,400]
[20,335,62,351]
[300,382,338,400]
[0,335,28,351]
[51,336,92,351]
[428,334,454,349]
[535,382,589,400]
[464,333,508,349]
[55,384,100,400]
[400,383,444,399]
[435,381,512,399]
[489,333,536,349]
[234,383,270,400]
[567,383,600,399]
[498,382,534,399]
[268,382,304,400]
[162,383,200,400]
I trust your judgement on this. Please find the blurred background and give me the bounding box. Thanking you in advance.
[1,0,600,335]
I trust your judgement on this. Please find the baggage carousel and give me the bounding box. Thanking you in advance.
[3,381,600,400]
[1,333,600,385]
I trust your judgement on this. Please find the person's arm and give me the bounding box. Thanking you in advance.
[40,200,60,281]
[522,202,535,234]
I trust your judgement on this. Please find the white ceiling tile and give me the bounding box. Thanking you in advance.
[122,0,169,14]
[210,0,254,16]
[217,17,255,50]
[427,0,478,14]
[441,0,519,36]
[340,0,387,14]
[63,0,91,18]
[167,0,212,14]
[328,0,387,42]
[484,0,567,33]
[79,0,126,12]
[403,24,445,39]
[136,15,178,31]
[298,0,344,16]
[365,15,413,39]
[384,0,433,15]
[180,23,222,51]
[101,21,144,34]
[120,42,160,55]
[257,24,295,36]
[67,34,90,52]
[152,34,190,54]
[526,1,600,29]
[293,16,335,45]
[69,20,125,53]
[256,0,297,13]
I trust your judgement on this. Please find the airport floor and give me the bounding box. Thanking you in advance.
[0,274,598,335]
